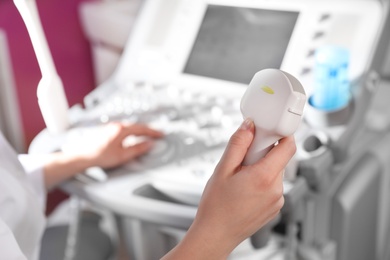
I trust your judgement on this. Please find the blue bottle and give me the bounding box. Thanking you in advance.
[310,46,350,111]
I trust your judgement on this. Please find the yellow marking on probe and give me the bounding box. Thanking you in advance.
[261,86,274,94]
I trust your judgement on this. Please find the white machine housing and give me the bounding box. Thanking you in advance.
[48,0,389,259]
[80,0,384,202]
[97,0,383,101]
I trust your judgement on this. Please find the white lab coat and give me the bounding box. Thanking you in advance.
[0,132,47,260]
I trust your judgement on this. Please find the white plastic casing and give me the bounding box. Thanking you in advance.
[241,69,306,165]
[14,0,70,134]
[37,74,70,134]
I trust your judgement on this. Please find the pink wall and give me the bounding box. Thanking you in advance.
[0,0,96,150]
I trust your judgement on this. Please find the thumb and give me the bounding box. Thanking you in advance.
[216,118,255,175]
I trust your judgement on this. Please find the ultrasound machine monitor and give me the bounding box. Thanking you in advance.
[97,0,382,106]
[182,6,298,85]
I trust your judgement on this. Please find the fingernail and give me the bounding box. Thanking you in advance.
[240,118,253,130]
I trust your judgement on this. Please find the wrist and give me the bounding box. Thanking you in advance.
[77,153,98,170]
[43,152,96,189]
[164,220,234,260]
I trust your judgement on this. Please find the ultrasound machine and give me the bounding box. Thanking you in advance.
[27,0,390,259]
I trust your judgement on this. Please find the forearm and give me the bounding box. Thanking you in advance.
[43,152,94,190]
[161,221,233,260]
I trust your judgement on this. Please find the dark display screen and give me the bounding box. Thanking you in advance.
[183,5,299,84]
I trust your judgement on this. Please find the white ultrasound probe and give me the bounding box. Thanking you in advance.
[14,0,70,134]
[241,69,306,165]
